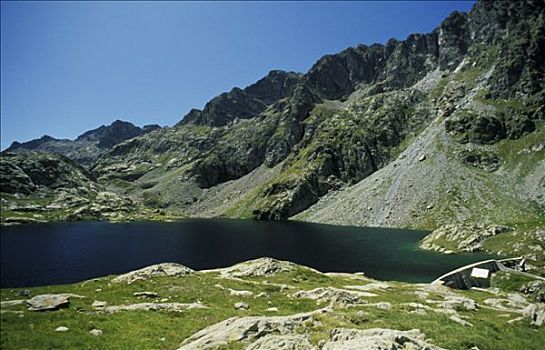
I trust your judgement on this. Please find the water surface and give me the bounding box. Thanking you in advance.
[1,219,494,287]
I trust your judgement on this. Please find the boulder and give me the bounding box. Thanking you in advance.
[27,294,84,311]
[112,263,194,284]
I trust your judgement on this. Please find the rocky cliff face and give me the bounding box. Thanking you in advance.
[1,1,543,236]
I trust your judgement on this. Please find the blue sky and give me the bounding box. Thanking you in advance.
[1,1,475,149]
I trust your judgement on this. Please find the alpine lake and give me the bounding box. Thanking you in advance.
[1,219,495,288]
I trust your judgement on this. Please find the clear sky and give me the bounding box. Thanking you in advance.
[1,1,475,149]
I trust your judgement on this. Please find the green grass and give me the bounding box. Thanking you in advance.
[2,265,544,350]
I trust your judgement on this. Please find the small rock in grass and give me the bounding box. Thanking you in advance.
[89,329,103,336]
[234,302,249,310]
[228,289,253,297]
[133,291,159,298]
[92,300,107,308]
[449,315,473,327]
[374,302,392,310]
[55,326,69,332]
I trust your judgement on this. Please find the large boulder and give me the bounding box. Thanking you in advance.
[26,293,84,311]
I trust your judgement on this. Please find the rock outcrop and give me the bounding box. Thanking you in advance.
[177,309,327,350]
[112,263,194,284]
[101,302,206,313]
[217,258,299,278]
[292,287,377,306]
[177,308,445,350]
[322,328,446,350]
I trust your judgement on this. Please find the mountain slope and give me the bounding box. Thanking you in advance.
[87,0,543,222]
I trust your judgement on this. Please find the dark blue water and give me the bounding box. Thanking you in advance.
[0,219,494,288]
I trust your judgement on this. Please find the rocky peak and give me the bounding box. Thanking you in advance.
[142,124,161,132]
[73,119,155,149]
[244,70,302,105]
[179,71,302,128]
[180,87,267,127]
[305,45,383,100]
[7,135,59,152]
[96,120,149,148]
[306,31,440,100]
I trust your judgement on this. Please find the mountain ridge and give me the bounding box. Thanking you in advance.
[5,119,161,167]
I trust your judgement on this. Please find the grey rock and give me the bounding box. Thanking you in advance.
[102,302,206,313]
[27,294,84,311]
[246,334,316,350]
[0,300,26,308]
[374,302,393,310]
[523,304,545,327]
[228,289,253,297]
[449,315,473,327]
[92,300,107,308]
[89,329,103,336]
[234,302,249,310]
[219,257,298,278]
[177,308,327,350]
[133,291,159,298]
[292,287,376,307]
